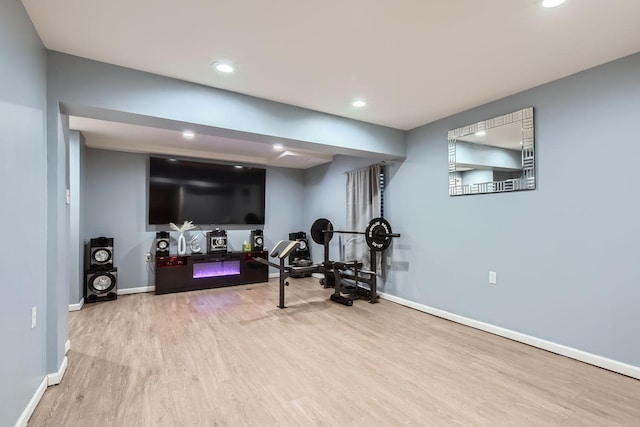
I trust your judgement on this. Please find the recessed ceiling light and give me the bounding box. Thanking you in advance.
[352,100,367,108]
[168,158,177,162]
[234,165,243,169]
[211,61,235,73]
[542,0,566,8]
[182,130,195,139]
[475,131,486,137]
[273,143,284,150]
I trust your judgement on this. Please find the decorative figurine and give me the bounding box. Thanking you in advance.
[169,220,196,255]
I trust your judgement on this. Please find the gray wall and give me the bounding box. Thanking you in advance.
[45,110,69,374]
[69,131,83,304]
[303,155,384,264]
[47,49,403,299]
[3,3,639,424]
[460,169,493,187]
[385,52,640,367]
[83,148,307,289]
[48,52,405,160]
[455,141,521,170]
[0,1,48,426]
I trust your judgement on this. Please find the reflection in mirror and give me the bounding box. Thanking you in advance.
[448,107,534,196]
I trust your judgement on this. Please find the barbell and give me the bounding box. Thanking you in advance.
[310,217,400,252]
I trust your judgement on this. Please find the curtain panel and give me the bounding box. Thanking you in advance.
[345,164,381,272]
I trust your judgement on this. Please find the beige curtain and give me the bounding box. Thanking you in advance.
[345,164,381,272]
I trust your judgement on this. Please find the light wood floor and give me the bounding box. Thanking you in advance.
[30,277,640,426]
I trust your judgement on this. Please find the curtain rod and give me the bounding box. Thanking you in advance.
[344,161,389,175]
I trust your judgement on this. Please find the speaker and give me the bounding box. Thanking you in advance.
[251,229,264,251]
[156,231,170,257]
[207,229,227,254]
[288,231,311,266]
[85,268,118,303]
[89,237,114,270]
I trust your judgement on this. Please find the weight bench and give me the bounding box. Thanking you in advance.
[325,260,379,305]
[309,217,400,305]
[253,240,319,308]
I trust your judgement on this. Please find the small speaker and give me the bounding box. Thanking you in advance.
[89,237,114,270]
[251,229,264,251]
[289,231,306,241]
[156,231,170,257]
[288,231,310,265]
[207,229,227,254]
[85,268,118,303]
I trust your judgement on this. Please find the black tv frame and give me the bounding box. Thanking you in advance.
[148,157,266,226]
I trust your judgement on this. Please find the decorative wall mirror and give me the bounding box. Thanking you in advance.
[448,107,535,196]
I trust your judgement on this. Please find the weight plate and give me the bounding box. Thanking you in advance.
[311,218,334,245]
[365,217,393,252]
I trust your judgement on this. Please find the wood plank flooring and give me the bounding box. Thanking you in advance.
[29,277,640,426]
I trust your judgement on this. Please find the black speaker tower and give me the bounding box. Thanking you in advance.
[288,231,311,266]
[155,231,170,257]
[85,268,118,303]
[207,229,228,254]
[85,236,118,303]
[251,229,264,251]
[88,236,114,270]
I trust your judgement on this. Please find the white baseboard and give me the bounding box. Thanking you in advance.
[117,286,155,295]
[268,272,279,279]
[69,298,84,312]
[65,339,70,355]
[14,377,47,427]
[47,356,68,386]
[15,355,70,427]
[378,292,640,380]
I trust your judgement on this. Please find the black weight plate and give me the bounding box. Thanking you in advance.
[311,218,334,245]
[365,217,393,252]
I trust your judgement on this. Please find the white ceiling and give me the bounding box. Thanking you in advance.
[70,117,334,168]
[22,0,640,167]
[457,122,523,151]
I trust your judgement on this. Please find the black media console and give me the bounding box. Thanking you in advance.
[155,251,269,295]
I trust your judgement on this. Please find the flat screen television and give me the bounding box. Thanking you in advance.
[148,157,266,225]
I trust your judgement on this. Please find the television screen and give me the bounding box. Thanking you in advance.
[148,157,266,225]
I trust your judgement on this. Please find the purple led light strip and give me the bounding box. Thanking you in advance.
[193,260,241,279]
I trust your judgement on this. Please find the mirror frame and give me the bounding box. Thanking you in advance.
[448,107,535,196]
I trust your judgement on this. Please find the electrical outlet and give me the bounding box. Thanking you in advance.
[146,252,152,262]
[489,271,497,285]
[386,256,392,267]
[31,306,37,328]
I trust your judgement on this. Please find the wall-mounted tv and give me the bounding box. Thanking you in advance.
[148,157,266,225]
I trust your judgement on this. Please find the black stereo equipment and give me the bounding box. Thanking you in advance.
[207,229,227,254]
[88,237,114,270]
[251,229,264,251]
[288,231,311,266]
[85,268,118,303]
[156,231,170,257]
